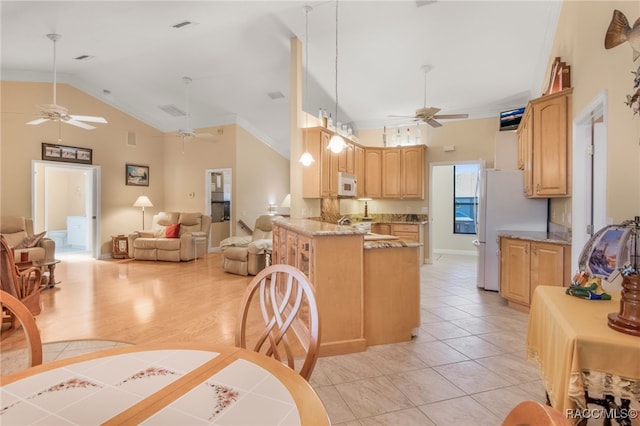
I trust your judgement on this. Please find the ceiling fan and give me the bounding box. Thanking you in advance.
[177,77,214,142]
[26,34,107,130]
[389,65,469,128]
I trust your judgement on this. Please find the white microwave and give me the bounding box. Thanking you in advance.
[338,172,357,197]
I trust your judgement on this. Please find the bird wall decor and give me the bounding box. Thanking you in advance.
[604,9,640,62]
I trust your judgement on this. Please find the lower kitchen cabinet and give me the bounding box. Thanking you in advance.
[371,222,426,264]
[499,237,570,311]
[272,223,366,356]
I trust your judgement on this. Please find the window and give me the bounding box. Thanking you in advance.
[453,165,479,234]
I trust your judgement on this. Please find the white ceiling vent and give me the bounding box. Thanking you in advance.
[172,20,199,29]
[267,91,285,100]
[159,104,186,117]
[74,54,95,61]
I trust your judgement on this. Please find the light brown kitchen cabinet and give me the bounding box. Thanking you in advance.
[499,236,570,311]
[370,222,425,264]
[401,146,425,199]
[364,148,382,198]
[354,145,365,198]
[272,223,366,356]
[382,148,401,198]
[379,146,424,199]
[302,127,339,198]
[339,141,355,174]
[517,88,572,198]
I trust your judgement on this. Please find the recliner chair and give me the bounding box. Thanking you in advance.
[220,215,282,276]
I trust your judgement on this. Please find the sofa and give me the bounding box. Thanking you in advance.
[220,215,281,276]
[128,212,211,262]
[0,216,56,263]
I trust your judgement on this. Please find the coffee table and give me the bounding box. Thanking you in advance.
[17,259,61,289]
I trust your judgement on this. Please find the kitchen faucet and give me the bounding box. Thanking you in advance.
[337,216,351,225]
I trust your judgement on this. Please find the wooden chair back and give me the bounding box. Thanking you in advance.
[502,400,572,426]
[1,289,43,369]
[236,264,320,381]
[0,235,42,315]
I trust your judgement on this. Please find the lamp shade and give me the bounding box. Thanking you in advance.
[280,194,291,208]
[133,195,153,208]
[328,134,346,153]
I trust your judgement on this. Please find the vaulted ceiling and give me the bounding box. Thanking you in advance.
[1,1,562,158]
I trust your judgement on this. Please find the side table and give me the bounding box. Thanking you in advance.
[112,235,129,259]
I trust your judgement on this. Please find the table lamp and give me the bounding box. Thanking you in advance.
[359,197,372,220]
[133,195,153,229]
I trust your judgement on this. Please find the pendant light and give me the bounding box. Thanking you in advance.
[299,5,315,167]
[327,0,346,154]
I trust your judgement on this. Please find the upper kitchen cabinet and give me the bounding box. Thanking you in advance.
[354,145,365,198]
[303,127,339,198]
[364,148,383,198]
[381,145,425,199]
[517,88,572,198]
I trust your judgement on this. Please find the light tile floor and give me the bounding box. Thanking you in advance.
[308,254,547,425]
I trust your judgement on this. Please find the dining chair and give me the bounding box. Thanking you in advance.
[0,235,42,315]
[1,289,43,369]
[502,400,572,426]
[236,263,320,381]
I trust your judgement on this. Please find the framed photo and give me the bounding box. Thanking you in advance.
[42,143,92,164]
[126,164,149,186]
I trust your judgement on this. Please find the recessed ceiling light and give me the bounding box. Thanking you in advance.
[172,20,199,29]
[74,55,95,61]
[267,91,285,100]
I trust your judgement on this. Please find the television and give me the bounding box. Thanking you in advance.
[499,107,525,131]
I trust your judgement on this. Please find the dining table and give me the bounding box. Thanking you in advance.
[527,286,640,422]
[0,343,330,425]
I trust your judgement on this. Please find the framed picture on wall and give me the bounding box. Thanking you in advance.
[125,164,149,186]
[42,143,92,164]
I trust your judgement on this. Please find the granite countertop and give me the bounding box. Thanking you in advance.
[273,218,366,237]
[364,240,422,250]
[497,230,572,245]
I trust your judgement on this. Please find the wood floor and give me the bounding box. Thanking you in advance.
[32,253,255,346]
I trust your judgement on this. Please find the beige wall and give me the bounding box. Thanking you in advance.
[234,125,290,235]
[548,1,640,226]
[1,80,289,255]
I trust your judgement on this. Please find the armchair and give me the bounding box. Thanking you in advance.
[0,216,55,264]
[220,215,282,276]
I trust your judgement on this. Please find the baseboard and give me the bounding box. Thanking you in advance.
[432,249,478,256]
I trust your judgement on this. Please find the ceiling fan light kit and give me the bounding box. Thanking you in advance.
[27,33,107,130]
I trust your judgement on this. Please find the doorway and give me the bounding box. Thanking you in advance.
[428,161,483,260]
[32,161,101,259]
[205,168,232,251]
[572,92,607,273]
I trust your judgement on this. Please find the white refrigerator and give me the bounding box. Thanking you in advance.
[475,169,548,291]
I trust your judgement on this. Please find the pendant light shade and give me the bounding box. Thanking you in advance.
[299,151,315,166]
[328,133,346,153]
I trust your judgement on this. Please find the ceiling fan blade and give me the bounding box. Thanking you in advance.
[416,107,441,117]
[433,113,469,120]
[70,114,107,123]
[388,114,416,118]
[425,118,443,128]
[26,118,49,125]
[66,119,96,130]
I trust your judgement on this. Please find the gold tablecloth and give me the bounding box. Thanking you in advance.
[527,286,640,414]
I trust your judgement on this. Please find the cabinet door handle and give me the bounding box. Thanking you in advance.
[525,245,529,254]
[532,245,537,255]
[536,184,540,193]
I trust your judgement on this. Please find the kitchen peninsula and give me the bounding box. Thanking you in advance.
[272,218,421,356]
